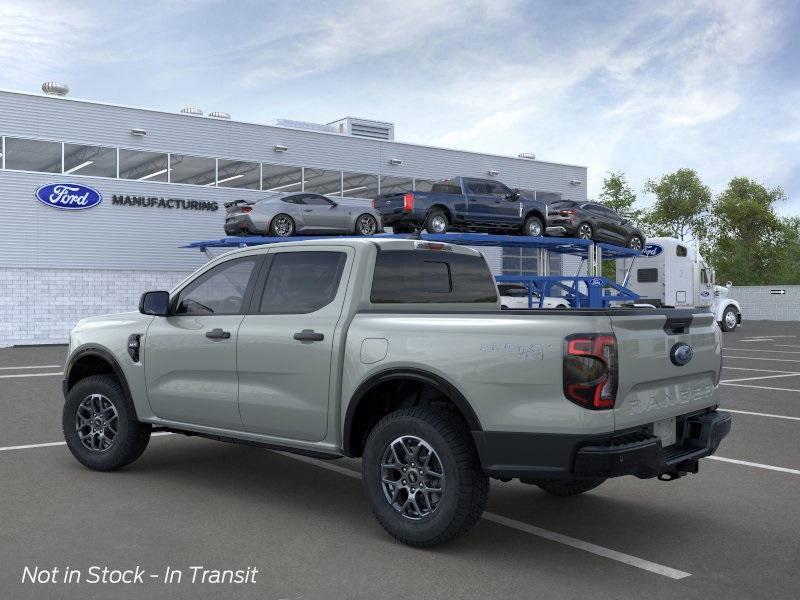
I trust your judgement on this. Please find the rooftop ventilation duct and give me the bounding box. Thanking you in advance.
[42,82,69,96]
[269,119,337,134]
[208,111,231,119]
[328,117,394,141]
[180,106,203,116]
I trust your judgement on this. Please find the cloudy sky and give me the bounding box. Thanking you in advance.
[2,0,799,211]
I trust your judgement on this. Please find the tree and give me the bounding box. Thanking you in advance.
[707,178,786,285]
[598,171,641,221]
[642,169,711,242]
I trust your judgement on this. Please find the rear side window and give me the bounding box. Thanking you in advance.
[637,268,659,283]
[258,251,347,313]
[676,245,688,257]
[371,251,497,303]
[430,180,462,195]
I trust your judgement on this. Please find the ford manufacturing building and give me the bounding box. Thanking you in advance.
[0,84,588,346]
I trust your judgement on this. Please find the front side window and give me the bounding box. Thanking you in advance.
[676,245,688,257]
[486,181,511,197]
[5,137,61,173]
[371,250,497,303]
[259,251,347,314]
[303,194,335,206]
[466,179,491,195]
[174,257,258,316]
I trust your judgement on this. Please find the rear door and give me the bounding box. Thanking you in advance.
[236,246,353,441]
[610,310,720,436]
[463,179,495,225]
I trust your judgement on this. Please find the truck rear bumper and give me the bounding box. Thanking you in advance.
[473,409,731,480]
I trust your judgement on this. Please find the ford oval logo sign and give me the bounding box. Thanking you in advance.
[35,183,102,210]
[670,342,694,366]
[588,277,604,287]
[642,244,663,257]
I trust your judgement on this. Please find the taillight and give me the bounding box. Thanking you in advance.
[563,333,617,409]
[241,207,252,213]
[402,193,414,212]
[560,209,576,215]
[371,198,377,209]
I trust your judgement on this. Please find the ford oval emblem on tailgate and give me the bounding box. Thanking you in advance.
[670,342,694,366]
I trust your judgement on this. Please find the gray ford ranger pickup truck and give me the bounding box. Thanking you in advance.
[62,237,730,547]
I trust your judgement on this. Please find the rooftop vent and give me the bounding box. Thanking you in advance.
[180,106,203,116]
[269,119,337,134]
[328,117,394,141]
[208,111,231,119]
[518,152,536,160]
[42,82,69,96]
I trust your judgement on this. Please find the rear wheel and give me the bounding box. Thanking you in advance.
[424,209,449,234]
[577,222,593,240]
[63,375,151,471]
[627,235,644,251]
[721,306,738,332]
[535,478,606,497]
[523,215,544,237]
[355,213,379,236]
[269,214,295,237]
[362,407,488,547]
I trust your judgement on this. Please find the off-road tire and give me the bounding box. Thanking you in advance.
[362,407,489,547]
[63,374,151,471]
[535,478,606,497]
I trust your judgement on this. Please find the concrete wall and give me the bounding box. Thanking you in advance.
[730,286,800,322]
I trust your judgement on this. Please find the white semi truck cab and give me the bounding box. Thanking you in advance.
[616,236,743,331]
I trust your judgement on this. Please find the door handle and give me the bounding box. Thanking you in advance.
[303,209,313,213]
[293,329,324,342]
[205,328,231,340]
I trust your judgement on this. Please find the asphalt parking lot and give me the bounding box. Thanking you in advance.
[1,322,799,600]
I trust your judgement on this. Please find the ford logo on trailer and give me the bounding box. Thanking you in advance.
[641,244,663,257]
[588,277,604,287]
[670,342,694,366]
[35,183,102,210]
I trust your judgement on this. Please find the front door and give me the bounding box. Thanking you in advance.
[237,246,353,442]
[144,256,262,429]
[301,195,351,232]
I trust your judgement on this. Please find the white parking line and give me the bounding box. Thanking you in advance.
[724,409,800,422]
[0,371,64,379]
[726,348,800,354]
[723,366,800,374]
[739,338,774,342]
[724,356,800,364]
[721,382,800,393]
[280,452,691,579]
[708,456,800,475]
[721,373,800,383]
[0,364,62,371]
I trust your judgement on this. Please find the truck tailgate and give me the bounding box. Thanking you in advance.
[610,310,721,432]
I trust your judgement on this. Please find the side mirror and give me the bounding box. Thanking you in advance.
[726,281,732,288]
[329,201,338,208]
[505,189,521,201]
[139,291,170,316]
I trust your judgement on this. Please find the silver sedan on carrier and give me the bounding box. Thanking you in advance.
[224,192,383,237]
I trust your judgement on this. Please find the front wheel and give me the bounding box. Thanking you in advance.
[523,215,544,237]
[63,375,151,471]
[355,213,379,236]
[362,407,489,547]
[535,478,606,497]
[720,306,739,332]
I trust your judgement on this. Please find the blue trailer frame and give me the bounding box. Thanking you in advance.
[183,233,641,309]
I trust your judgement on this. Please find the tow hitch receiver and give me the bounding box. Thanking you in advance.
[658,460,700,481]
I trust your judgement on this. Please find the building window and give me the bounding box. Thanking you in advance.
[170,154,216,186]
[119,149,169,182]
[63,144,117,177]
[379,175,413,195]
[217,159,260,189]
[262,164,302,192]
[304,168,342,196]
[4,137,61,173]
[341,172,379,198]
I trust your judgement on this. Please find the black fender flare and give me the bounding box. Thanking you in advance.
[342,367,482,456]
[64,345,134,407]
